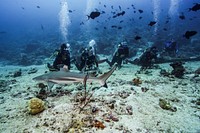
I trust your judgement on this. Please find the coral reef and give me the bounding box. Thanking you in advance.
[13,69,22,78]
[141,87,149,92]
[0,79,17,92]
[195,67,200,74]
[93,120,106,129]
[64,114,107,132]
[0,80,8,91]
[170,62,185,78]
[126,105,133,115]
[160,69,170,77]
[28,97,45,115]
[103,113,119,122]
[118,91,130,99]
[132,78,142,86]
[38,83,47,89]
[66,118,86,133]
[36,88,48,100]
[159,98,177,112]
[191,98,200,106]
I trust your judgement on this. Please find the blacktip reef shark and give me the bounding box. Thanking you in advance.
[33,65,117,88]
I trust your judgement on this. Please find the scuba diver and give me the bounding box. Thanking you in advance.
[127,46,158,69]
[74,40,99,73]
[162,39,178,57]
[107,42,129,68]
[47,43,71,71]
[139,46,158,69]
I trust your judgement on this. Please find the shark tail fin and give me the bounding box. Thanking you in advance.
[98,64,117,88]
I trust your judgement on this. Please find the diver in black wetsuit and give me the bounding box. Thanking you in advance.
[108,42,129,68]
[139,46,158,69]
[126,46,158,69]
[75,47,98,72]
[47,43,71,71]
[74,40,99,72]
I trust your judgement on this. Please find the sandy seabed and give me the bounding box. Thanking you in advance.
[0,61,199,133]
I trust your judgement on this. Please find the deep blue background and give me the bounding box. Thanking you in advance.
[0,0,199,65]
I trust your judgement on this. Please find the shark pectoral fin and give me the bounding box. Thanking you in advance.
[47,81,55,89]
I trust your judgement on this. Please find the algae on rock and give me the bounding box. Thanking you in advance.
[159,98,177,112]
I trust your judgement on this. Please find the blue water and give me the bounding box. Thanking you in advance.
[0,0,200,65]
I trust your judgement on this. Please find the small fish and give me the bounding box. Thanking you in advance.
[111,25,117,28]
[131,4,135,9]
[138,9,143,13]
[183,31,197,39]
[104,27,107,29]
[87,11,101,19]
[104,5,106,8]
[139,17,142,19]
[148,21,156,26]
[80,22,84,25]
[163,28,167,31]
[68,10,73,13]
[179,12,185,20]
[118,27,122,29]
[119,20,124,23]
[135,36,141,40]
[36,6,40,8]
[113,11,125,18]
[119,6,121,11]
[165,20,169,24]
[21,7,25,10]
[111,11,116,14]
[134,11,136,13]
[120,11,125,16]
[111,5,113,9]
[189,3,200,11]
[101,11,105,14]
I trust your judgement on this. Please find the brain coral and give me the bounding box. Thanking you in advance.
[28,97,45,115]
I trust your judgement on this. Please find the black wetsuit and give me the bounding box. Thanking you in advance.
[86,54,98,70]
[138,47,157,69]
[75,48,98,71]
[110,45,129,67]
[53,49,70,70]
